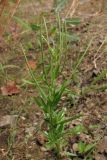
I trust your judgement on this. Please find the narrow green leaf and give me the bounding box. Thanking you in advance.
[30,24,41,31]
[91,69,107,85]
[65,18,80,25]
[78,141,85,153]
[59,114,82,125]
[85,143,95,153]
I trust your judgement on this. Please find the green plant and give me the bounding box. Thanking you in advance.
[53,0,69,12]
[21,15,83,157]
[21,15,107,158]
[65,37,107,103]
[78,141,95,160]
[7,126,17,159]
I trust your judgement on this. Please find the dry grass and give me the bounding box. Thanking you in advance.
[0,0,21,35]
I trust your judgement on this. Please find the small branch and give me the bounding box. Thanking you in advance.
[65,0,79,19]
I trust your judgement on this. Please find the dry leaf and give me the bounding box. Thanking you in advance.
[1,81,20,96]
[36,133,47,146]
[0,115,17,127]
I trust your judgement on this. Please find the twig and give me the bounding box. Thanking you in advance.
[65,0,79,19]
[0,0,21,36]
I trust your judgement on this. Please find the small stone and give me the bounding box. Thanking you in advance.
[92,69,100,77]
[40,147,47,152]
[72,143,78,152]
[95,154,106,160]
[20,116,26,120]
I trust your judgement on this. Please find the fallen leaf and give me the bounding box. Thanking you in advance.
[1,81,20,96]
[27,60,36,70]
[36,133,47,146]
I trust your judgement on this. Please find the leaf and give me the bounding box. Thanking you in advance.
[65,18,80,25]
[60,32,80,43]
[60,115,82,125]
[52,83,66,108]
[78,141,86,153]
[65,152,77,157]
[30,24,41,31]
[78,142,95,154]
[14,16,30,30]
[54,0,69,12]
[91,69,107,85]
[34,97,46,109]
[1,81,20,96]
[71,124,85,135]
[85,143,95,153]
[22,79,36,86]
[0,115,17,127]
